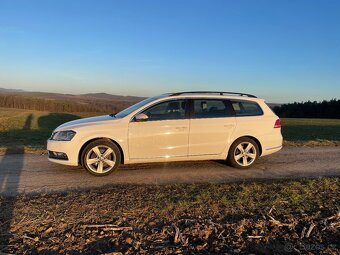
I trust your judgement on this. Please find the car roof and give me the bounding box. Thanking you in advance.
[160,92,264,101]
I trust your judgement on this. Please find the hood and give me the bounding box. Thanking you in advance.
[55,115,117,131]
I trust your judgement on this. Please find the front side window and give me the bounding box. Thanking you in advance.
[193,99,233,118]
[142,100,187,121]
[115,96,161,118]
[231,100,263,116]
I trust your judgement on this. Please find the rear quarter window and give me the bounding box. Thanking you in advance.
[231,100,263,116]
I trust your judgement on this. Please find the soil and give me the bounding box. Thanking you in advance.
[0,180,339,254]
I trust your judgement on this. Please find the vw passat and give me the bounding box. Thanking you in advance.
[47,91,283,176]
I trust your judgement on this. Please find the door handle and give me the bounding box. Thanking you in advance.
[175,126,188,130]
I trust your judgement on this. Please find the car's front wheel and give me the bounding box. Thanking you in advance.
[227,137,259,169]
[81,139,121,176]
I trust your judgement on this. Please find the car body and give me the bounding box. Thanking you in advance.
[47,91,283,175]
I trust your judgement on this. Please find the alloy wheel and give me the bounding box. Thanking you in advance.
[233,142,257,167]
[86,145,116,174]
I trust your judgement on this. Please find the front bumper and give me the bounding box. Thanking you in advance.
[48,150,69,160]
[47,139,79,166]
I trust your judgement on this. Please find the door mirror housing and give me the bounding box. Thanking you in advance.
[135,113,149,122]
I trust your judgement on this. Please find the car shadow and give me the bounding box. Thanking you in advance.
[119,159,230,172]
[0,114,31,252]
[0,112,80,253]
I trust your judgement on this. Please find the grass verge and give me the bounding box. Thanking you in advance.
[0,178,339,254]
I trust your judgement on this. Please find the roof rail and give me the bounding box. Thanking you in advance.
[169,91,257,98]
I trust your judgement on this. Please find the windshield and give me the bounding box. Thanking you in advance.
[114,96,161,118]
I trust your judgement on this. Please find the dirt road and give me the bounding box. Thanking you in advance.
[0,146,339,195]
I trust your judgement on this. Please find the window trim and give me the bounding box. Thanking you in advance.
[130,99,190,122]
[189,98,235,119]
[230,99,264,117]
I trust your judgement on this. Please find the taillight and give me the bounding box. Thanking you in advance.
[274,118,281,128]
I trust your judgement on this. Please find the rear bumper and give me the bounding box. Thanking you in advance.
[47,139,79,166]
[262,145,282,156]
[259,132,283,157]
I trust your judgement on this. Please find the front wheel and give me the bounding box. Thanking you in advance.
[81,139,121,176]
[227,137,259,169]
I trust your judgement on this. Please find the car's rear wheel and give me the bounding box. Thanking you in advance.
[81,139,121,176]
[227,137,259,169]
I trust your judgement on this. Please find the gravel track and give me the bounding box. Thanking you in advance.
[0,146,339,195]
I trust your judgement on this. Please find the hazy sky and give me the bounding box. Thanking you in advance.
[0,0,339,103]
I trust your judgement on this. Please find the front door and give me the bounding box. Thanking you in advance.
[128,99,190,159]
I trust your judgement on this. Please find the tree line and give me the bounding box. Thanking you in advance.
[0,94,132,113]
[273,99,340,119]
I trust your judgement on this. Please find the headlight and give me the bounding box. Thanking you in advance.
[50,130,76,141]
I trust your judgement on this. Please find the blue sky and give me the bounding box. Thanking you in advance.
[0,0,339,103]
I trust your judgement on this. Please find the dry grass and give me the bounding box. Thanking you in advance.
[284,140,340,147]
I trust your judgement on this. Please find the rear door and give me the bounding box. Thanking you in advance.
[188,99,236,156]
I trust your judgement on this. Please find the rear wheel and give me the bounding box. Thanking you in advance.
[81,139,121,176]
[227,137,259,169]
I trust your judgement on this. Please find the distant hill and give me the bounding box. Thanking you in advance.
[0,88,25,93]
[0,88,145,113]
[0,87,289,114]
[0,88,145,102]
[80,93,143,102]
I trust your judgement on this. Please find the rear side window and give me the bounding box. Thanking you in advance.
[231,100,263,116]
[193,99,233,118]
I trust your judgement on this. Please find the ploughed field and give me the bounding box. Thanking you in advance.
[0,107,340,154]
[0,178,339,254]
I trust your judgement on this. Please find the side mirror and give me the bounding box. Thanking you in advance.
[135,113,149,122]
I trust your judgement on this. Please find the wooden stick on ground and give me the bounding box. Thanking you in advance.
[82,224,132,231]
[305,223,315,238]
[247,235,264,239]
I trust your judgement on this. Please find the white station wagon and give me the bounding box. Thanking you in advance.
[47,91,283,176]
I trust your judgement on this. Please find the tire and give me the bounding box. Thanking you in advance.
[81,139,121,176]
[227,137,259,169]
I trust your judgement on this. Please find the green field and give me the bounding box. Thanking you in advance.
[0,108,92,152]
[281,118,340,141]
[0,108,340,153]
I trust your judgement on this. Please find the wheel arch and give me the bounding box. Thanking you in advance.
[229,135,262,157]
[78,137,125,165]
